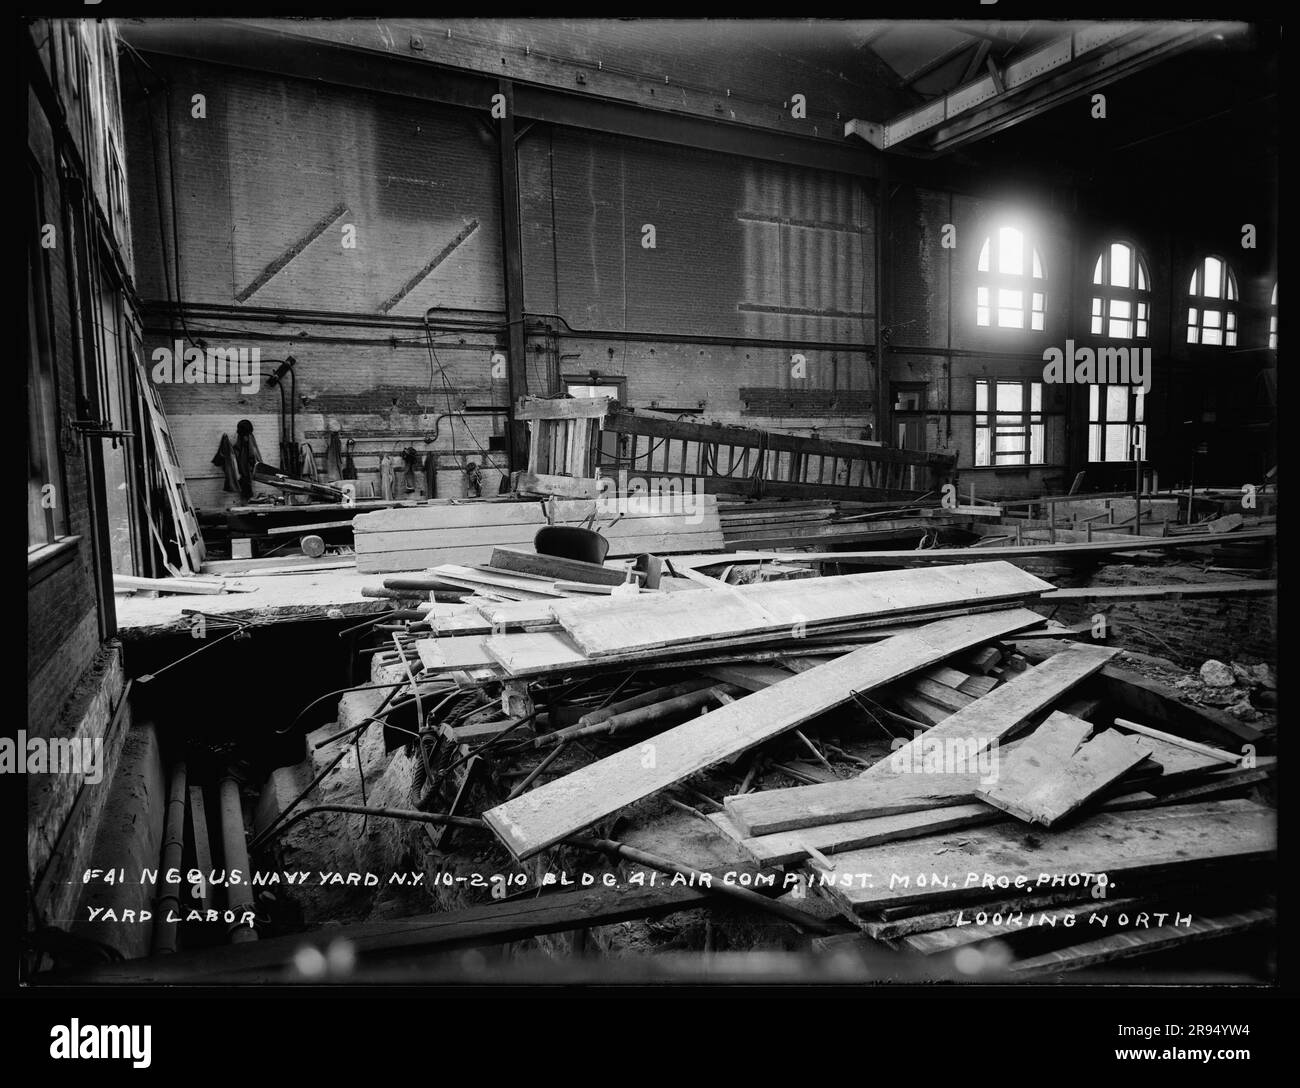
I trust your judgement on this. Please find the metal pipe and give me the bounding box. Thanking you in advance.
[151,761,188,955]
[218,777,258,944]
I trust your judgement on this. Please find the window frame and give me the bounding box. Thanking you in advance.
[975,226,1047,332]
[1090,240,1151,340]
[1187,254,1239,347]
[1087,384,1147,463]
[28,158,71,555]
[1269,282,1278,351]
[974,378,1046,467]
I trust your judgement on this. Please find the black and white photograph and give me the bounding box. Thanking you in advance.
[20,7,1282,1050]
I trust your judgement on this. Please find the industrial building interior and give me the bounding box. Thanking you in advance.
[25,18,1277,990]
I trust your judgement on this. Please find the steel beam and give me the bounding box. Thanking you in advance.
[120,21,882,179]
[844,23,1235,154]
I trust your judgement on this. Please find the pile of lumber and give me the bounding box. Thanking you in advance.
[345,547,1276,978]
[353,495,724,574]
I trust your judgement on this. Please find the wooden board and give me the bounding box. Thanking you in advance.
[1008,907,1275,976]
[416,637,498,672]
[489,547,635,586]
[693,528,1276,566]
[721,644,1118,837]
[481,608,1045,860]
[815,799,1275,915]
[551,561,1052,659]
[976,714,1152,827]
[709,804,1002,867]
[902,895,1158,956]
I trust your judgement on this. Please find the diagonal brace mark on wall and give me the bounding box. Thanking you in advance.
[378,219,481,314]
[234,201,350,304]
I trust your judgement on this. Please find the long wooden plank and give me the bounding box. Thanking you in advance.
[705,528,1275,566]
[1043,580,1275,601]
[902,895,1159,956]
[489,547,634,586]
[817,799,1275,915]
[1007,907,1275,976]
[51,869,758,985]
[355,523,723,554]
[722,643,1118,837]
[482,608,1045,860]
[552,561,1052,658]
[976,714,1152,827]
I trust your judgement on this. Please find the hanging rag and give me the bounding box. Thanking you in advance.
[324,430,343,482]
[342,438,357,480]
[378,453,396,500]
[300,442,319,482]
[423,451,437,499]
[231,420,263,501]
[401,446,419,493]
[211,434,240,493]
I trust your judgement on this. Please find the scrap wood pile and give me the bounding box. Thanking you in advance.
[352,548,1276,978]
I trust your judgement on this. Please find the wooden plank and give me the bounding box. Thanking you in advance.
[922,665,974,690]
[416,637,498,672]
[818,799,1275,915]
[957,674,999,697]
[1042,580,1275,602]
[976,714,1153,827]
[188,786,214,905]
[710,804,1001,868]
[480,631,589,675]
[552,561,1052,659]
[1113,717,1243,766]
[909,677,975,712]
[53,869,763,984]
[715,528,1275,566]
[902,895,1158,956]
[1008,907,1275,976]
[489,547,634,586]
[481,609,1045,860]
[722,644,1118,836]
[517,395,612,420]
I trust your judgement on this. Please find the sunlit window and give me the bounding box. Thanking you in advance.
[976,227,1046,331]
[1091,241,1150,340]
[1187,255,1238,346]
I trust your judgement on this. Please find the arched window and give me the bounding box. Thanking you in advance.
[1091,241,1150,339]
[1269,283,1278,350]
[1187,255,1238,346]
[976,226,1045,331]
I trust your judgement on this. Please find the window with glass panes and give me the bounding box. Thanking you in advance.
[1091,242,1150,339]
[1088,385,1146,462]
[1187,256,1238,346]
[976,227,1046,331]
[1269,283,1278,350]
[974,379,1045,466]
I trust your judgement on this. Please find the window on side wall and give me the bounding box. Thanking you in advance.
[1187,255,1238,346]
[1091,241,1151,339]
[976,227,1046,331]
[1088,385,1146,462]
[974,379,1045,466]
